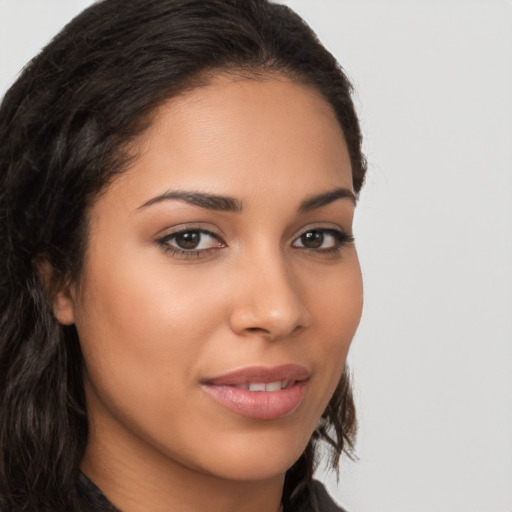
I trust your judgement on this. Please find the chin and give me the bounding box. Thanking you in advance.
[207,455,298,483]
[191,427,310,482]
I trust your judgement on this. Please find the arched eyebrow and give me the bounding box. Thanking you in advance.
[137,190,242,212]
[137,186,354,213]
[299,187,356,212]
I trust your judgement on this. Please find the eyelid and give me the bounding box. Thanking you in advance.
[155,224,227,258]
[155,222,225,241]
[291,225,354,251]
[290,222,350,241]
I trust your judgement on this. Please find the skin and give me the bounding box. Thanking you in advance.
[55,74,363,512]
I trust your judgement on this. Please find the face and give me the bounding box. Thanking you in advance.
[59,75,363,483]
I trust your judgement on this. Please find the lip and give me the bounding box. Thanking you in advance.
[203,364,310,386]
[201,364,310,420]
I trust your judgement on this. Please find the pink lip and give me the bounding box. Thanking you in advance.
[201,364,310,420]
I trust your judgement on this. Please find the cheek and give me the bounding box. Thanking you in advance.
[72,254,225,419]
[308,251,363,342]
[307,254,363,396]
[77,243,222,342]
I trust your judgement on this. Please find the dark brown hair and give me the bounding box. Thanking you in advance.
[0,0,366,509]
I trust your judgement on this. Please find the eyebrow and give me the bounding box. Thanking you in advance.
[299,187,356,212]
[137,186,355,213]
[138,190,242,212]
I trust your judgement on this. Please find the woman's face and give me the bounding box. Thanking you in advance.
[61,75,363,483]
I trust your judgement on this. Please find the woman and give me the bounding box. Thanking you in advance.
[0,0,366,510]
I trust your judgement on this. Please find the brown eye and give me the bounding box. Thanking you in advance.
[174,231,201,249]
[158,229,225,255]
[292,228,351,251]
[300,231,324,249]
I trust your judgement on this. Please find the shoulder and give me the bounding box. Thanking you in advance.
[309,480,348,512]
[287,479,348,512]
[76,472,121,512]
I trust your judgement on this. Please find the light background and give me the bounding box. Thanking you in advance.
[1,1,511,511]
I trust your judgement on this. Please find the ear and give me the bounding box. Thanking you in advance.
[53,285,76,326]
[36,258,76,325]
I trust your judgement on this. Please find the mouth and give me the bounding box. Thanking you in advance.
[231,380,295,391]
[201,364,310,420]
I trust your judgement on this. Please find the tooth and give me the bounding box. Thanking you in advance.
[281,380,288,389]
[266,381,282,391]
[248,383,266,392]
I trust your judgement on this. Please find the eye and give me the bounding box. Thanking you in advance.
[292,228,353,252]
[157,229,225,257]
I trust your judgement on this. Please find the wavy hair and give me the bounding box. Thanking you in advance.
[0,0,366,509]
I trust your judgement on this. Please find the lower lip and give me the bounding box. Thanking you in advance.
[202,380,308,420]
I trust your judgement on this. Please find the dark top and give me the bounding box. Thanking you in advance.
[77,472,347,512]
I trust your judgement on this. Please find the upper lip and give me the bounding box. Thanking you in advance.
[202,364,310,386]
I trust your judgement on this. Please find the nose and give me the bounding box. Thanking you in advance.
[228,250,311,340]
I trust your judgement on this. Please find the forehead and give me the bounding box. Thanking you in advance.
[101,74,353,212]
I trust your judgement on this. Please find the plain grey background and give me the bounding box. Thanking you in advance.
[1,1,511,511]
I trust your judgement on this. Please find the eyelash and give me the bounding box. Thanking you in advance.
[156,227,354,259]
[156,228,224,259]
[292,228,354,255]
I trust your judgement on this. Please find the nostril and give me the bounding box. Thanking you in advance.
[246,327,269,334]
